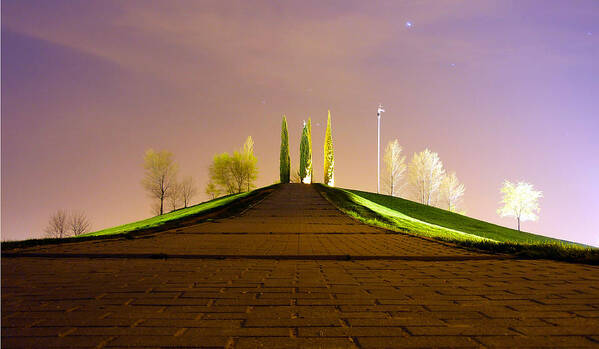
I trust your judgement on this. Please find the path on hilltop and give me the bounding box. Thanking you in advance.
[5,184,492,259]
[3,184,599,348]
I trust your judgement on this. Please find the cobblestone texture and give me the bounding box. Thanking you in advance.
[3,184,599,348]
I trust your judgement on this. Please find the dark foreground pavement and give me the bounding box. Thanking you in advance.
[3,184,599,348]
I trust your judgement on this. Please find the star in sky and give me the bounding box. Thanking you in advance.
[405,21,413,29]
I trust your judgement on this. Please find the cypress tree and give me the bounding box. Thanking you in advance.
[323,110,334,186]
[279,115,290,183]
[306,118,313,183]
[299,122,309,182]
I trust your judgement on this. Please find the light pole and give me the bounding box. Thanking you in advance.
[377,104,385,194]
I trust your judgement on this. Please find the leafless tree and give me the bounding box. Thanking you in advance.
[142,149,179,215]
[180,176,197,208]
[69,211,91,236]
[408,149,445,205]
[168,183,182,212]
[440,172,465,212]
[383,139,406,197]
[45,210,68,238]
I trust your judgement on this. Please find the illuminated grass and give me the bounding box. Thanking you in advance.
[316,184,598,264]
[2,186,274,251]
[82,192,251,237]
[346,188,559,243]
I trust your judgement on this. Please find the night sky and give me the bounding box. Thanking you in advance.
[2,1,598,246]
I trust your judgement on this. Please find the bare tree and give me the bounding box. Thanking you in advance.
[142,149,178,215]
[382,139,406,197]
[69,211,91,236]
[440,172,465,212]
[168,182,182,212]
[180,176,196,208]
[408,149,445,205]
[45,210,68,238]
[151,202,162,216]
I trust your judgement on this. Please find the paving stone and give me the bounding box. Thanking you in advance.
[474,335,597,348]
[356,336,480,348]
[106,334,230,347]
[235,337,357,348]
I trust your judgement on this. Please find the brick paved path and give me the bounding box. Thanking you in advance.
[3,184,599,348]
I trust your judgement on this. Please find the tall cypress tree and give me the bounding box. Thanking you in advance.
[323,110,334,186]
[306,118,313,183]
[299,122,309,182]
[279,115,290,183]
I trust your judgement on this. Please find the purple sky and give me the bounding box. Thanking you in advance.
[2,1,598,246]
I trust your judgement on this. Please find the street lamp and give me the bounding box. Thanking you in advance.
[377,104,385,194]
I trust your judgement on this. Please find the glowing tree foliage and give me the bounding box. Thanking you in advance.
[306,118,313,183]
[497,180,542,231]
[280,115,290,183]
[408,149,445,205]
[383,139,406,196]
[207,137,258,195]
[242,136,258,191]
[299,119,312,183]
[142,149,179,215]
[440,172,465,212]
[323,111,335,186]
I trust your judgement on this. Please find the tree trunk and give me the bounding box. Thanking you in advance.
[517,217,520,231]
[160,198,164,215]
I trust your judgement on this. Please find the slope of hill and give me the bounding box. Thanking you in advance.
[316,184,597,263]
[347,189,560,244]
[2,185,275,251]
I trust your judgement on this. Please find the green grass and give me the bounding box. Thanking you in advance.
[315,184,598,264]
[2,185,274,251]
[347,188,563,244]
[82,192,250,237]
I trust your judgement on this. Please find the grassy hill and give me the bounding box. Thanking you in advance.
[315,184,597,263]
[2,185,274,251]
[347,189,562,244]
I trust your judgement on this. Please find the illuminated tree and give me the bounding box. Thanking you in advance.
[280,115,290,183]
[142,149,179,215]
[69,211,91,236]
[383,139,406,196]
[440,172,465,212]
[207,137,258,195]
[306,118,313,183]
[205,181,221,199]
[208,153,234,194]
[323,111,334,186]
[45,210,68,238]
[408,149,445,205]
[241,136,258,191]
[298,120,312,183]
[497,180,542,231]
